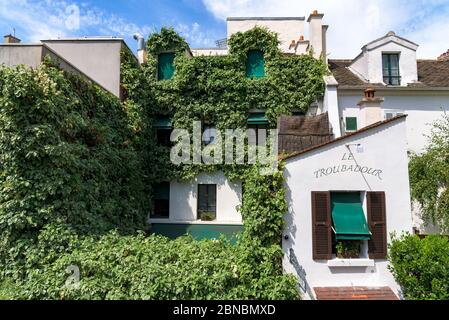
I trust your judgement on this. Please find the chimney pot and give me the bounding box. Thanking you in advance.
[364,88,376,99]
[313,10,318,15]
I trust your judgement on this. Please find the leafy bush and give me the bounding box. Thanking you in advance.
[409,113,449,232]
[389,233,449,300]
[13,232,298,300]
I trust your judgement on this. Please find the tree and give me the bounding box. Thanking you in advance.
[409,112,449,233]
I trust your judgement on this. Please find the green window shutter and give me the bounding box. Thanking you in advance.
[345,117,358,131]
[246,50,265,78]
[247,113,269,125]
[158,53,175,81]
[331,192,372,241]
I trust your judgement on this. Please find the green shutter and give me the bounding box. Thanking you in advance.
[246,50,265,78]
[331,193,372,241]
[154,117,172,129]
[158,53,175,81]
[346,117,358,131]
[247,113,269,125]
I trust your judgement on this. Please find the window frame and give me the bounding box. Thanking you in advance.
[382,53,401,86]
[345,117,358,132]
[151,182,170,219]
[197,184,217,220]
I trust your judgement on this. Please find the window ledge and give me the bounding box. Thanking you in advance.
[327,259,375,268]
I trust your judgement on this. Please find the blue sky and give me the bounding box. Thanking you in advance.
[1,0,449,59]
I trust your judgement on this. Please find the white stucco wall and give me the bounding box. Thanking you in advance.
[338,92,449,153]
[151,172,243,224]
[227,18,305,53]
[283,118,413,299]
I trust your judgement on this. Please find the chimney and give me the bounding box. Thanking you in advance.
[357,88,384,128]
[295,35,310,55]
[437,49,449,61]
[4,34,21,44]
[133,33,147,65]
[307,10,325,59]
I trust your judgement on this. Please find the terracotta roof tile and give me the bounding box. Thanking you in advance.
[314,286,399,300]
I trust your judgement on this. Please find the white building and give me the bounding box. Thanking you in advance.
[325,31,449,154]
[324,32,449,234]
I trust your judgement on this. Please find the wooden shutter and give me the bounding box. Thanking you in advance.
[367,192,387,259]
[311,192,332,260]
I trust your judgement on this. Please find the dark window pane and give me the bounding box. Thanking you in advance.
[153,199,169,218]
[382,53,400,85]
[156,129,172,147]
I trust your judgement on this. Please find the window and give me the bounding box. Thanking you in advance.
[202,125,217,146]
[384,110,405,120]
[158,52,175,81]
[382,53,400,85]
[154,116,173,147]
[198,184,217,221]
[247,113,269,146]
[311,191,387,261]
[345,117,358,132]
[246,50,265,78]
[152,182,170,218]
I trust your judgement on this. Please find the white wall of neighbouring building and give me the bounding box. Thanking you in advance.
[282,117,413,300]
[151,171,243,224]
[337,92,449,154]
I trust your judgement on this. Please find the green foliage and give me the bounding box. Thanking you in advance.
[12,232,298,300]
[388,233,449,300]
[409,113,449,232]
[0,26,326,300]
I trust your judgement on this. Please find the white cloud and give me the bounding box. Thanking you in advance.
[0,0,153,42]
[175,22,218,47]
[202,0,449,58]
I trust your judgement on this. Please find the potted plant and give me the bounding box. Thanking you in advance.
[336,241,361,259]
[200,212,216,222]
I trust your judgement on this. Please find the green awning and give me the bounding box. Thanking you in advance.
[331,193,372,241]
[154,117,172,129]
[150,224,243,244]
[247,113,269,125]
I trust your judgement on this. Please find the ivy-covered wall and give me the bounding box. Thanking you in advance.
[0,26,326,300]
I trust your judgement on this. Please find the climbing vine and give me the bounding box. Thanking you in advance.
[0,26,326,300]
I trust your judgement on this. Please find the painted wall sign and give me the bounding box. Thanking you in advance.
[313,153,383,180]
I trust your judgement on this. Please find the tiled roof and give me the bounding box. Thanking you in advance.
[329,59,449,89]
[314,286,399,300]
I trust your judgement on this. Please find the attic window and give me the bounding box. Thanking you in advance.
[382,53,400,85]
[246,50,265,78]
[158,52,175,81]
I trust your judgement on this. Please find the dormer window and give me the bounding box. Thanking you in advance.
[382,53,400,85]
[246,50,265,78]
[158,52,175,81]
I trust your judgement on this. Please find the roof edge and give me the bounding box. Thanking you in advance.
[227,17,305,21]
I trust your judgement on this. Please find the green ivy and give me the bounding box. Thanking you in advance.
[0,26,326,300]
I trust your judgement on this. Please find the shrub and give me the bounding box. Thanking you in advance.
[388,233,449,300]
